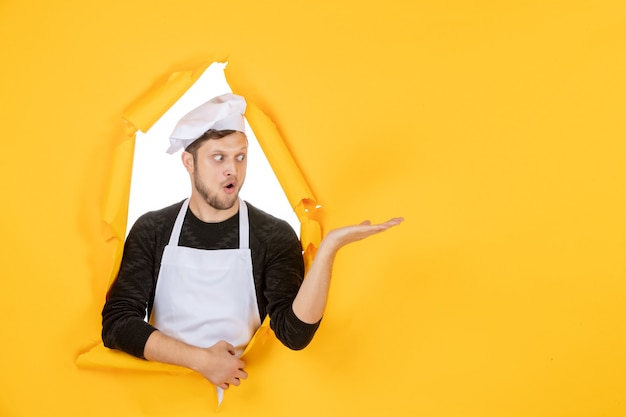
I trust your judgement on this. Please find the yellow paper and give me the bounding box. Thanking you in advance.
[2,1,626,416]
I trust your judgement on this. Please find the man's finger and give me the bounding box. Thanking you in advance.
[236,368,248,380]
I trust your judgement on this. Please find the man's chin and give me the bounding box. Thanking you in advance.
[209,195,239,211]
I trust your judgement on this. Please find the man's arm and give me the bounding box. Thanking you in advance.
[292,218,404,324]
[102,212,162,357]
[143,331,247,390]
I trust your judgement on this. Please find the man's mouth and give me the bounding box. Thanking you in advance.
[223,180,237,194]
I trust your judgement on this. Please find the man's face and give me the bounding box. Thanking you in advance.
[188,132,248,211]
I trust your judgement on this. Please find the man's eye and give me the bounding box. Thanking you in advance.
[236,154,246,162]
[213,155,224,161]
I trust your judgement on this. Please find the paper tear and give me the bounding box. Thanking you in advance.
[78,61,325,409]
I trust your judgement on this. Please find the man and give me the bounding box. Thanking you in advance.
[102,93,403,390]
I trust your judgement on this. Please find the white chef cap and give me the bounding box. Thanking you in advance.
[166,93,247,154]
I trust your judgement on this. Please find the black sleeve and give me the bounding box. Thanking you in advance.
[261,219,321,350]
[101,213,161,358]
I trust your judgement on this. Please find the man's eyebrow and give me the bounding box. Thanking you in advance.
[210,146,248,153]
[211,146,248,155]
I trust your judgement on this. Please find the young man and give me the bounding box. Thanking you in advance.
[102,93,403,390]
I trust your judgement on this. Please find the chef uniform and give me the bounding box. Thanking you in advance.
[154,93,256,403]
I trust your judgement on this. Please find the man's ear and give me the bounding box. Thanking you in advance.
[181,151,194,174]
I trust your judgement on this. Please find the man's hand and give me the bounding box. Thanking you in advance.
[322,218,405,252]
[191,340,248,389]
[144,332,247,389]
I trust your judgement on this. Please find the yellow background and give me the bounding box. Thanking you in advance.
[1,1,625,416]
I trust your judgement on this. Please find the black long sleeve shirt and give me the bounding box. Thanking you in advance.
[102,200,320,358]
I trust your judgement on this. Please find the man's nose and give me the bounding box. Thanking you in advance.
[223,160,237,176]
